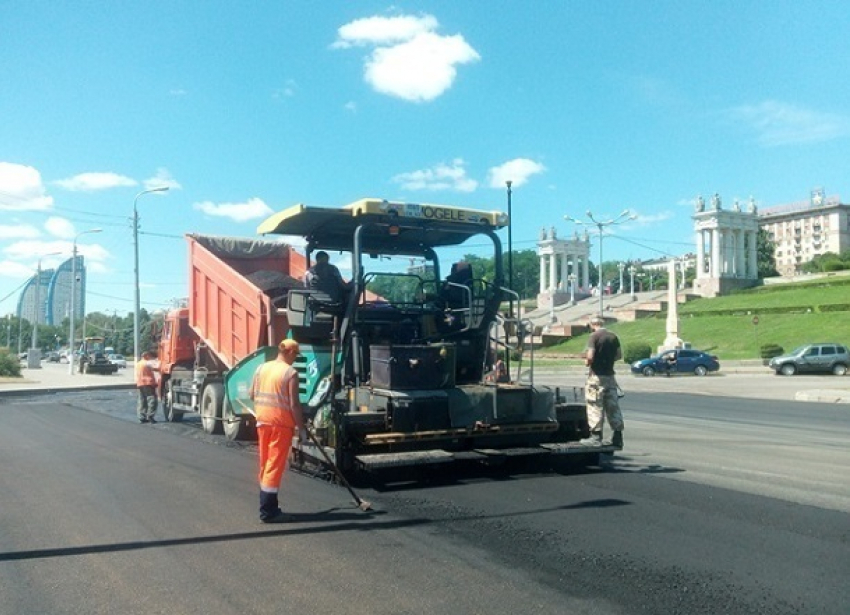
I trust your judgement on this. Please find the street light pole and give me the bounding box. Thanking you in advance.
[564,209,636,318]
[505,180,513,293]
[618,262,625,294]
[69,228,102,375]
[133,186,169,362]
[628,264,636,300]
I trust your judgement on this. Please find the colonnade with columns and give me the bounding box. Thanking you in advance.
[536,228,591,298]
[692,194,760,296]
[694,226,759,279]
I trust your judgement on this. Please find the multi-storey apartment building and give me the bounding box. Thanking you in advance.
[17,256,87,326]
[759,189,850,277]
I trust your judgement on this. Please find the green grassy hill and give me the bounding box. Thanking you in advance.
[544,276,850,360]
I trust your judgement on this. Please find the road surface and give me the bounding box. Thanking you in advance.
[0,384,847,614]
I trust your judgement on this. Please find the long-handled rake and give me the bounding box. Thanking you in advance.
[237,398,371,512]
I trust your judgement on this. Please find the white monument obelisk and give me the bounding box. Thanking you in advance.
[662,259,683,350]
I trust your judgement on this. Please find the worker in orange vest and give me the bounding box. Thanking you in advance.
[135,350,160,424]
[250,338,307,523]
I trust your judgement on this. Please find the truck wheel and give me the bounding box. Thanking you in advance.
[162,380,184,423]
[223,398,255,441]
[201,383,224,435]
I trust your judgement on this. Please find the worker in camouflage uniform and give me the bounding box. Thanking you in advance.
[582,316,624,449]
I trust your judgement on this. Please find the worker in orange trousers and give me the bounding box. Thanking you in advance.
[250,339,307,523]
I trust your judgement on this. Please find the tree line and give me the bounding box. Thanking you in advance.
[0,309,159,357]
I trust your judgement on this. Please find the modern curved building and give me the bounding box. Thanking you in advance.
[16,256,87,326]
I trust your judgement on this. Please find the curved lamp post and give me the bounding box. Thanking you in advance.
[564,209,636,317]
[69,228,102,374]
[133,186,169,362]
[628,264,637,300]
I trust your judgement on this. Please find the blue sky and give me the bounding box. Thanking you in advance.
[2,1,850,315]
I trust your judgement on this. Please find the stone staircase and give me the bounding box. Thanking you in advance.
[517,290,699,346]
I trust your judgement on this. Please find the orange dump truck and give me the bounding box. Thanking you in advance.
[157,234,306,439]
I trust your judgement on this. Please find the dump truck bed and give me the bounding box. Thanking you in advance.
[187,234,306,368]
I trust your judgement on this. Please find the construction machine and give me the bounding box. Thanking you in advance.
[221,198,617,476]
[78,336,119,375]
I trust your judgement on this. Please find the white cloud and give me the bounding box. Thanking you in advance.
[143,168,182,192]
[0,223,40,239]
[487,158,547,188]
[334,13,480,102]
[2,237,110,275]
[0,162,54,211]
[344,101,357,112]
[44,217,76,239]
[0,260,35,278]
[273,79,297,100]
[628,211,673,227]
[392,159,477,192]
[726,100,850,146]
[54,172,138,192]
[3,240,68,263]
[193,197,274,222]
[333,14,439,48]
[73,242,110,264]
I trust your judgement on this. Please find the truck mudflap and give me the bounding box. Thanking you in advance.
[355,443,618,471]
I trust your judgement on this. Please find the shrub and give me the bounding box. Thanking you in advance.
[0,348,22,378]
[759,344,784,360]
[623,342,652,364]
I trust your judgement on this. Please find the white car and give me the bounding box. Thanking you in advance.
[107,353,127,368]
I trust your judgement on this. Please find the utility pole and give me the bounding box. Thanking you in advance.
[564,210,636,317]
[505,180,513,292]
[133,186,169,362]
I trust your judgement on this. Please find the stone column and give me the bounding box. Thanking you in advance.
[735,229,747,278]
[748,230,758,278]
[695,230,705,279]
[549,252,557,291]
[560,252,568,290]
[582,255,590,291]
[711,228,721,277]
[539,255,546,293]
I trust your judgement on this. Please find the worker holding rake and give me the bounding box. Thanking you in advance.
[250,338,308,523]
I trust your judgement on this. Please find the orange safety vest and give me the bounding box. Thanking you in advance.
[252,361,297,428]
[135,360,157,387]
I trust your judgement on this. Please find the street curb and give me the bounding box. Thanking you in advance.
[0,383,135,398]
[795,390,850,403]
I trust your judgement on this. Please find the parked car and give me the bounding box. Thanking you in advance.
[631,348,720,377]
[44,351,61,362]
[768,343,849,376]
[107,353,127,369]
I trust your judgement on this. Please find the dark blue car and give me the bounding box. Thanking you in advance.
[631,349,720,377]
